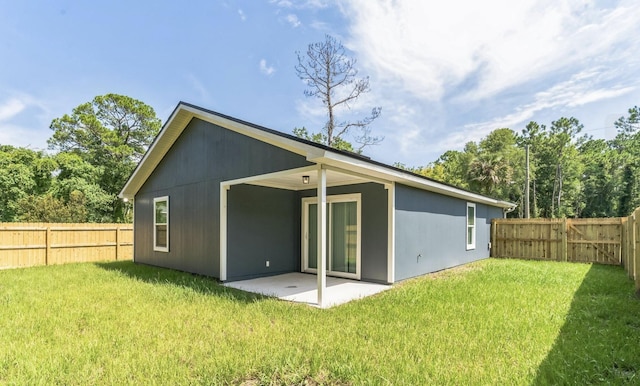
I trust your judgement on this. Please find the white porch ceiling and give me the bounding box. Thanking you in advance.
[245,168,371,191]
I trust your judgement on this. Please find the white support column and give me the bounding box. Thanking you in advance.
[386,182,395,284]
[220,184,229,281]
[317,166,327,307]
[131,198,136,263]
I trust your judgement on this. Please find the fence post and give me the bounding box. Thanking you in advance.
[548,222,552,260]
[618,218,623,268]
[633,210,638,283]
[628,215,633,278]
[620,217,629,271]
[627,212,638,280]
[45,226,51,266]
[491,219,497,257]
[561,218,568,262]
[623,218,629,271]
[628,217,633,273]
[115,226,120,261]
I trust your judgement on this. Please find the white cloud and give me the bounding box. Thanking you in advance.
[343,0,640,102]
[566,88,634,108]
[185,74,214,105]
[437,69,637,153]
[0,98,26,121]
[238,9,246,21]
[487,69,633,126]
[0,93,53,150]
[309,20,328,31]
[270,0,329,9]
[295,97,326,120]
[327,0,640,165]
[285,13,301,27]
[0,122,49,150]
[385,104,422,154]
[303,0,329,8]
[270,0,293,7]
[259,59,276,76]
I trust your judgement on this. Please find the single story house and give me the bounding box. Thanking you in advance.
[119,102,515,306]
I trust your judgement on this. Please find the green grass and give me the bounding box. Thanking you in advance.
[0,259,639,385]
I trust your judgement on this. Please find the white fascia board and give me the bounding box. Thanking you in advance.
[121,102,516,210]
[179,104,317,157]
[311,151,516,209]
[119,103,319,199]
[322,164,392,186]
[307,153,396,184]
[119,106,193,199]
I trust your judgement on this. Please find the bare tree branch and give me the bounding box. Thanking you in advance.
[295,34,382,152]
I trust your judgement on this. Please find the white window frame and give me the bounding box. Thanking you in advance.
[466,202,476,250]
[153,196,169,252]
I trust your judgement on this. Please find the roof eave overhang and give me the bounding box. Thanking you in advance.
[308,151,516,209]
[120,103,516,210]
[119,103,321,200]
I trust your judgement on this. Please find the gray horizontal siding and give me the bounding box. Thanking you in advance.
[227,184,300,281]
[299,183,388,283]
[394,183,503,281]
[134,182,214,275]
[133,115,507,284]
[135,117,311,278]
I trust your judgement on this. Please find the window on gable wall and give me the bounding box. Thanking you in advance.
[466,202,476,250]
[154,196,169,252]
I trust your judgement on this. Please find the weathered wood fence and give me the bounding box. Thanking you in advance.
[0,223,133,270]
[622,207,640,288]
[492,210,640,290]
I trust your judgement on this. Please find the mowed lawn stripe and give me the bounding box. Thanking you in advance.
[0,259,638,385]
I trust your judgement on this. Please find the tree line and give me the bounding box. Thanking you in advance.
[396,107,640,218]
[2,32,638,222]
[0,94,160,223]
[2,35,380,224]
[3,94,639,222]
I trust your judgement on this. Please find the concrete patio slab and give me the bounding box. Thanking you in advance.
[223,272,391,308]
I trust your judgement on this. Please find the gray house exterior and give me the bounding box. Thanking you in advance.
[120,102,514,303]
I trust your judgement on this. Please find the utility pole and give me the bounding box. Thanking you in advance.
[525,145,530,218]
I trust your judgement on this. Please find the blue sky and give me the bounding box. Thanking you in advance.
[1,0,639,167]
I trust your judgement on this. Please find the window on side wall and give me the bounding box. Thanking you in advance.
[154,196,169,252]
[466,202,476,250]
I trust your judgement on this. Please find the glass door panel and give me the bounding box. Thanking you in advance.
[303,195,359,279]
[330,201,357,274]
[307,203,317,269]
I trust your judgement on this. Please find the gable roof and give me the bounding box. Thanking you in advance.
[119,102,516,210]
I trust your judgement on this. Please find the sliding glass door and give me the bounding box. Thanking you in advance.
[302,194,361,279]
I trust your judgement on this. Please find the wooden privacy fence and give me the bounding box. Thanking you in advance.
[492,212,640,290]
[622,207,640,288]
[0,223,133,270]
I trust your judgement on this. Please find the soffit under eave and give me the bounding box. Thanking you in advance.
[312,154,515,209]
[121,104,515,209]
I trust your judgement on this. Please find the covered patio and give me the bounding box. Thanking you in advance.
[223,272,391,308]
[220,163,395,308]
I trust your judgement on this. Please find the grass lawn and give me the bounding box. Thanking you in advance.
[1,259,639,385]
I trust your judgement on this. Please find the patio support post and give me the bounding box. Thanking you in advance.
[386,183,395,284]
[220,184,228,281]
[317,166,327,307]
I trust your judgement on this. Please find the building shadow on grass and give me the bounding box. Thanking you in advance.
[532,264,640,384]
[94,261,269,304]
